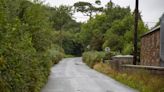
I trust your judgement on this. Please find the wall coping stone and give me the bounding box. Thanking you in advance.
[121,64,164,70]
[113,55,133,58]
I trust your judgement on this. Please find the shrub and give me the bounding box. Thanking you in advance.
[52,51,64,64]
[0,0,64,92]
[82,51,105,68]
[48,46,64,64]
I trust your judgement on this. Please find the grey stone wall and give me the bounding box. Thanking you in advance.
[121,65,164,75]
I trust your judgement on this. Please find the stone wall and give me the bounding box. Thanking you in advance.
[141,29,160,66]
[121,65,164,75]
[112,55,133,65]
[109,55,133,70]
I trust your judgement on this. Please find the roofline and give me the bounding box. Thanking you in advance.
[141,25,160,37]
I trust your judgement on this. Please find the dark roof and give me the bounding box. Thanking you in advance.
[141,25,160,37]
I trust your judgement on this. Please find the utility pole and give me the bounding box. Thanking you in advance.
[133,0,139,65]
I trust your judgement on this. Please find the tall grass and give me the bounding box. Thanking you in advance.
[94,63,164,92]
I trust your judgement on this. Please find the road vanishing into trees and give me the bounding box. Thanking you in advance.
[41,57,138,92]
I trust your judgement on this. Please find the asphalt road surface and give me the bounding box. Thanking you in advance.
[41,57,138,92]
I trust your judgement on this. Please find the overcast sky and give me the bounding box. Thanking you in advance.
[44,0,164,28]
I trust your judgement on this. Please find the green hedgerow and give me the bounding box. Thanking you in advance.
[82,51,105,68]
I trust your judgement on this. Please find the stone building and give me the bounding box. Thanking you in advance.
[140,14,164,67]
[140,26,160,66]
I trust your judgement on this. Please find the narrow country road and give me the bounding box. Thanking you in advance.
[41,57,138,92]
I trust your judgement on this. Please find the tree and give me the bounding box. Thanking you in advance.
[79,14,107,51]
[47,5,83,55]
[48,6,73,31]
[74,1,103,19]
[78,0,148,54]
[103,31,124,53]
[103,14,148,54]
[104,1,131,28]
[79,1,132,51]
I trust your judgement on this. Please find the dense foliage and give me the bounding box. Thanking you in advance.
[48,45,64,64]
[48,5,83,56]
[82,51,105,68]
[0,0,68,91]
[0,0,151,91]
[79,1,148,55]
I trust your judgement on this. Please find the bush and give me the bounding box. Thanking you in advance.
[48,46,64,64]
[0,0,64,92]
[82,51,105,68]
[51,51,64,64]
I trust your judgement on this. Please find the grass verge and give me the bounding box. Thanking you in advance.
[94,63,164,92]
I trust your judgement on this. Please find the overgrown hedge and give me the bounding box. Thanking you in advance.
[0,0,64,92]
[48,46,64,64]
[0,48,63,92]
[82,51,105,68]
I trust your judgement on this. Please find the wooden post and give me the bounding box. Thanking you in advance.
[133,0,139,65]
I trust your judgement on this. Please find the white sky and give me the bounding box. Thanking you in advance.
[43,0,164,28]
